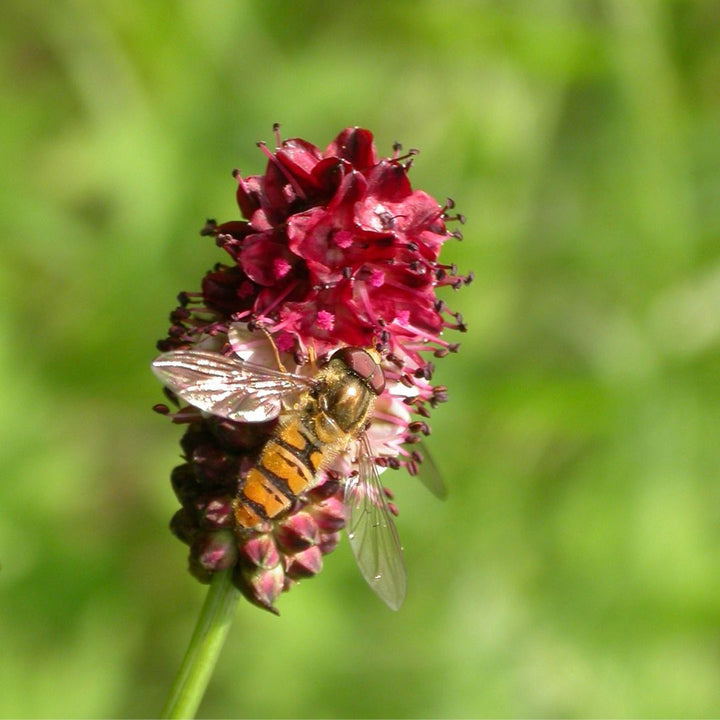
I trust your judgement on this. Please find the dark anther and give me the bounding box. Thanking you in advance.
[432,386,449,403]
[434,299,446,313]
[200,219,218,236]
[171,308,191,322]
[409,421,430,436]
[414,363,434,381]
[153,403,170,415]
[450,230,463,241]
[465,271,475,285]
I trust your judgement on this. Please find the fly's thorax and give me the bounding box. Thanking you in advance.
[316,357,377,436]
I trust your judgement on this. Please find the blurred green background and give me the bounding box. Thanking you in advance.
[2,0,720,717]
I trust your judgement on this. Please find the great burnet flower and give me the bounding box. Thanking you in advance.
[154,126,471,614]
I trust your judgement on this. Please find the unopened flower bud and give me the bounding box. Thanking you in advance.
[193,530,238,572]
[202,497,234,529]
[236,562,285,615]
[310,496,345,533]
[239,533,281,570]
[285,546,323,579]
[274,511,320,553]
[318,531,341,555]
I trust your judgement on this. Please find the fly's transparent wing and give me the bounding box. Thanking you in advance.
[152,349,310,422]
[344,433,407,610]
[410,441,447,500]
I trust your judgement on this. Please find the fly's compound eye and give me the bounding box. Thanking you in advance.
[333,347,386,396]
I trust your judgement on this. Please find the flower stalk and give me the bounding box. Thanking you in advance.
[161,570,239,719]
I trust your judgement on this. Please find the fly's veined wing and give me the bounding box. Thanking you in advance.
[152,349,310,422]
[412,441,447,500]
[344,433,407,611]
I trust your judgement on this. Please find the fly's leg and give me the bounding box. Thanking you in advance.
[258,326,288,374]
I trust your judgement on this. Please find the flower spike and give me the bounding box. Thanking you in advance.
[153,127,470,613]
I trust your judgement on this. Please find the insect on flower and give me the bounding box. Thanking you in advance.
[153,326,427,610]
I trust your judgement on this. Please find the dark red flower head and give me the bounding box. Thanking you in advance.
[155,126,470,613]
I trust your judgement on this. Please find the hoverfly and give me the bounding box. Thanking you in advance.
[152,328,414,610]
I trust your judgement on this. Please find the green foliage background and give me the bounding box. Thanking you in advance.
[2,1,720,717]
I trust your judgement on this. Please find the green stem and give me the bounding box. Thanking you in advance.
[161,570,239,719]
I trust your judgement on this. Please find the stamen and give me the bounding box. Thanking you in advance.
[231,170,254,206]
[372,410,409,426]
[256,141,308,201]
[255,279,300,319]
[392,148,418,164]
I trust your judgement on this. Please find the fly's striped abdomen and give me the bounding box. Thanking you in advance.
[233,416,327,528]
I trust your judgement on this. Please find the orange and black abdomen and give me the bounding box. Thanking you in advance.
[234,417,326,528]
